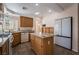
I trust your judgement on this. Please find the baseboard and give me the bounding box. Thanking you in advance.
[72,49,78,52]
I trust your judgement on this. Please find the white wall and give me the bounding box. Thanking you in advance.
[33,17,43,33]
[42,4,78,52]
[42,14,55,27]
[9,15,20,31]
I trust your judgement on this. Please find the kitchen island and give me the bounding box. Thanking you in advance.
[30,33,54,55]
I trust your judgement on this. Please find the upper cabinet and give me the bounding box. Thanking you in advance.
[20,16,33,27]
[42,27,54,34]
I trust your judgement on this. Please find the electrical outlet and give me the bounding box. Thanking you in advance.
[48,41,50,45]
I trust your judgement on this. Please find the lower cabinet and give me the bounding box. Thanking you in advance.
[30,34,36,51]
[12,32,21,47]
[0,39,9,55]
[30,34,53,55]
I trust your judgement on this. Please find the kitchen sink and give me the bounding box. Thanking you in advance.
[0,33,10,37]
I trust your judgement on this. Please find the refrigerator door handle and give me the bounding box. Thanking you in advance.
[55,35,71,38]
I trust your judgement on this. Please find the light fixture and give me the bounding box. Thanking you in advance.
[35,12,40,15]
[35,3,39,6]
[48,9,52,13]
[22,6,27,10]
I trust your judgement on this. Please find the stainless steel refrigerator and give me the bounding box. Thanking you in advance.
[55,17,72,49]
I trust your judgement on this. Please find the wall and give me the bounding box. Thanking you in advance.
[42,4,78,52]
[33,17,42,33]
[9,15,20,31]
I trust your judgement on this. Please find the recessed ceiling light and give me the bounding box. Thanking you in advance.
[48,9,52,13]
[35,3,39,6]
[22,6,27,10]
[35,12,40,15]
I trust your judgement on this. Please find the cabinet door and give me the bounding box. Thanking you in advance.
[30,34,35,50]
[43,37,53,54]
[35,37,42,54]
[35,36,46,55]
[12,32,21,47]
[42,27,54,33]
[47,37,53,54]
[2,39,9,55]
[20,16,33,27]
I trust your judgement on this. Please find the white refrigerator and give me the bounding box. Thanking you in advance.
[55,17,72,49]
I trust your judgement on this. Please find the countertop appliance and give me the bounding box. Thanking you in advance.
[55,17,72,49]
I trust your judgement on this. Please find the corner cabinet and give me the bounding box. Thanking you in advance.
[30,33,54,55]
[12,32,21,47]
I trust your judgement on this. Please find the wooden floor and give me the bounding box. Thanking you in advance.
[9,42,79,55]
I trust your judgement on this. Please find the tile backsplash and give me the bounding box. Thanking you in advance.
[20,27,33,31]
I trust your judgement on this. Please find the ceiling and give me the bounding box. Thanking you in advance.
[4,3,74,17]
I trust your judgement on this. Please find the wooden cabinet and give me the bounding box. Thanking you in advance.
[43,37,53,54]
[30,34,36,51]
[0,39,9,55]
[12,32,21,47]
[42,27,54,33]
[30,33,53,55]
[20,16,33,27]
[2,39,9,55]
[35,37,44,54]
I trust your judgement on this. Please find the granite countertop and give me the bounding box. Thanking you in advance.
[31,33,53,38]
[11,30,34,33]
[20,30,34,33]
[0,34,12,47]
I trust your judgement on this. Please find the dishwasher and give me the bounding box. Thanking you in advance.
[21,33,29,43]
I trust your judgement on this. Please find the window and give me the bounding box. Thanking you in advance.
[0,14,19,32]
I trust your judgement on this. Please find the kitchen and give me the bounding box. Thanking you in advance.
[0,3,79,55]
